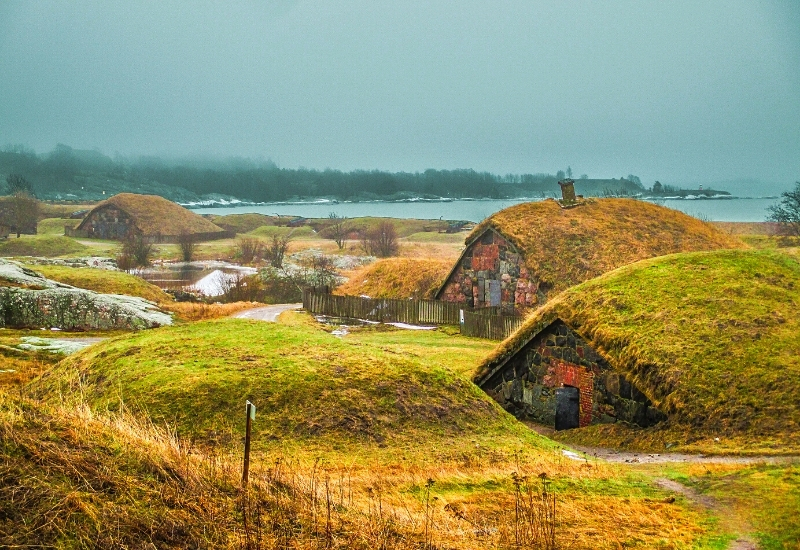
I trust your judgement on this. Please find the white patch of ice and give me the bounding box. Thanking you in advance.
[386,322,437,331]
[561,449,586,461]
[17,336,93,355]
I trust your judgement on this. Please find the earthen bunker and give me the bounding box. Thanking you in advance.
[434,188,744,313]
[66,193,232,243]
[474,313,665,430]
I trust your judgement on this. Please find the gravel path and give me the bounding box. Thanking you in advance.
[232,303,302,322]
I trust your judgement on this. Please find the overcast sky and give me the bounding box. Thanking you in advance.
[1,1,798,191]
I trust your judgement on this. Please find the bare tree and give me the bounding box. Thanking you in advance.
[177,231,197,262]
[323,212,350,249]
[6,192,39,237]
[264,234,291,268]
[235,237,264,264]
[361,220,398,257]
[767,181,800,237]
[118,231,153,269]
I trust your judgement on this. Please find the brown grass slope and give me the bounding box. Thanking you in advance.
[475,249,800,441]
[336,258,451,299]
[78,193,225,236]
[466,199,745,298]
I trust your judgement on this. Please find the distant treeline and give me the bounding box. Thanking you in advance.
[0,144,647,202]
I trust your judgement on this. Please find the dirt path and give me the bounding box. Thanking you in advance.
[653,478,757,550]
[523,422,799,548]
[232,303,302,322]
[569,444,800,465]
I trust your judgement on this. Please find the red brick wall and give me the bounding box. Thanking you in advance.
[438,229,538,312]
[548,360,594,428]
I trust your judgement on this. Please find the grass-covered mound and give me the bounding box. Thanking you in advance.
[31,264,171,303]
[0,235,91,257]
[77,193,227,239]
[458,198,745,300]
[38,318,528,456]
[336,258,451,299]
[478,249,800,445]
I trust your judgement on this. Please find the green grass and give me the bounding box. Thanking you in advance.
[29,264,170,303]
[402,231,466,243]
[247,225,317,239]
[688,464,800,549]
[37,217,74,236]
[0,235,91,257]
[38,318,542,461]
[483,249,800,449]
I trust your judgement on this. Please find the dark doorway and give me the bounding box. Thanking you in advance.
[555,386,580,430]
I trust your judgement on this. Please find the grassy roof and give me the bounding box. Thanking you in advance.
[463,199,745,298]
[475,249,800,440]
[335,258,451,299]
[79,193,225,236]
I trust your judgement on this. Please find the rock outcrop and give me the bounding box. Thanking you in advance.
[0,260,171,330]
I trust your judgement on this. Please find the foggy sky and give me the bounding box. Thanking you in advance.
[1,1,799,192]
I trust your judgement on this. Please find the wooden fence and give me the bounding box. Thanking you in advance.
[302,289,524,340]
[460,310,525,340]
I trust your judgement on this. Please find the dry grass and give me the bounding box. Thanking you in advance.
[160,301,259,321]
[336,258,452,299]
[78,193,226,237]
[710,221,781,236]
[0,391,725,549]
[464,198,746,300]
[477,249,800,449]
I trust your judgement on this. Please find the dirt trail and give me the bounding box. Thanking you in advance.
[653,478,756,550]
[523,422,799,548]
[232,303,302,322]
[569,444,800,465]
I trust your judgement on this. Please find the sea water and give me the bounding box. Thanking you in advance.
[190,197,780,223]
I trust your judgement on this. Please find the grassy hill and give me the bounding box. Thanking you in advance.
[480,249,800,450]
[16,314,739,548]
[464,198,746,301]
[336,258,451,299]
[0,235,91,257]
[37,317,526,457]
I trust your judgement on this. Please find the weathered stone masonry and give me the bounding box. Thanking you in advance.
[438,228,540,313]
[480,320,665,428]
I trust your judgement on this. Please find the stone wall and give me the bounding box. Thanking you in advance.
[438,228,540,313]
[480,320,665,428]
[79,205,136,240]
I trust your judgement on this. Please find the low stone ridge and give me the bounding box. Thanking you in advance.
[0,259,171,330]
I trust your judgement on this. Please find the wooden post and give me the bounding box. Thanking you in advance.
[242,400,255,486]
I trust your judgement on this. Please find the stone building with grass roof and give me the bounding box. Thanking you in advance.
[434,195,744,313]
[67,193,232,243]
[474,249,800,438]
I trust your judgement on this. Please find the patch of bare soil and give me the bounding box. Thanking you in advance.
[653,478,756,550]
[569,445,800,465]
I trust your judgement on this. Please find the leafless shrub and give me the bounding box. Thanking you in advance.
[323,212,351,249]
[236,237,265,264]
[177,231,197,262]
[361,221,398,258]
[264,235,291,268]
[218,271,265,303]
[117,231,153,269]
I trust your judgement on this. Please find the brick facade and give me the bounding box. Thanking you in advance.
[437,228,540,313]
[480,320,665,429]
